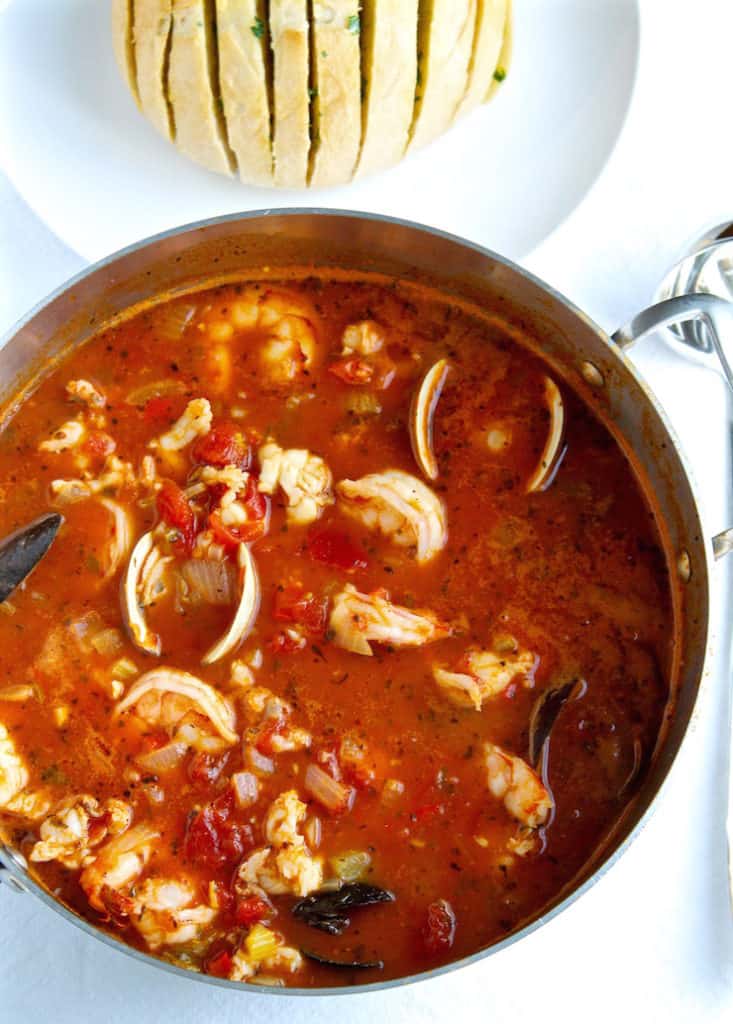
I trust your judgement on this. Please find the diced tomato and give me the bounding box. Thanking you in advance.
[328,357,374,385]
[307,527,368,572]
[208,477,269,547]
[422,898,456,954]
[234,895,271,927]
[205,948,233,978]
[254,718,286,755]
[267,629,307,655]
[273,583,328,636]
[187,751,228,785]
[156,479,196,555]
[183,790,253,869]
[143,396,176,423]
[83,431,116,461]
[192,421,251,470]
[98,884,135,921]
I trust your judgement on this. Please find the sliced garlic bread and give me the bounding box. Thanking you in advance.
[456,0,506,118]
[168,0,236,175]
[111,0,140,105]
[355,0,419,178]
[408,0,477,152]
[216,0,273,186]
[485,0,512,101]
[134,0,174,139]
[269,0,310,188]
[308,0,361,187]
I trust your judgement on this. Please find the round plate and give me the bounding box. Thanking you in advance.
[0,0,639,264]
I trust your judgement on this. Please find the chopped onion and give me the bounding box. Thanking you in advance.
[176,719,230,753]
[330,849,371,882]
[304,815,322,850]
[136,741,188,774]
[0,683,36,702]
[181,559,235,606]
[125,378,186,407]
[304,763,355,815]
[90,627,125,658]
[245,744,275,776]
[231,770,259,808]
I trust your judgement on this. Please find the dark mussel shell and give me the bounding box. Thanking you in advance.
[292,882,395,934]
[302,950,384,971]
[528,679,583,765]
[0,513,63,604]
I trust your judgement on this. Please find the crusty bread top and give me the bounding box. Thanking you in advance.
[270,0,310,188]
[456,0,507,118]
[111,0,140,105]
[356,0,419,178]
[308,0,361,188]
[216,0,273,186]
[168,0,236,175]
[134,0,174,140]
[408,0,477,152]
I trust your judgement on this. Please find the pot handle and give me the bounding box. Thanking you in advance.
[612,293,733,559]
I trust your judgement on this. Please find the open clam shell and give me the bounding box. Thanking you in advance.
[526,376,566,493]
[121,531,162,656]
[202,542,261,665]
[409,358,451,481]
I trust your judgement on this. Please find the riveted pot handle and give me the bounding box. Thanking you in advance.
[613,293,733,560]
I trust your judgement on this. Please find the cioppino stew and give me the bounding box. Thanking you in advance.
[0,275,673,987]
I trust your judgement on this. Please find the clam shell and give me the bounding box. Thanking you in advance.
[202,542,261,665]
[409,359,451,480]
[526,376,565,493]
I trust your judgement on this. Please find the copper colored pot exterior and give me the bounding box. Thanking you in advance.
[0,211,712,995]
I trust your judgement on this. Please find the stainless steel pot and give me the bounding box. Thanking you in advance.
[0,210,731,995]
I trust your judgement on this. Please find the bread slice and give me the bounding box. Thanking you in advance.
[269,0,310,187]
[168,0,236,175]
[111,0,140,105]
[355,0,419,178]
[485,0,512,102]
[215,0,273,185]
[134,0,174,139]
[408,0,477,152]
[455,0,506,118]
[308,1,361,187]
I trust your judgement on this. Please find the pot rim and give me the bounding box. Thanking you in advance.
[0,207,713,997]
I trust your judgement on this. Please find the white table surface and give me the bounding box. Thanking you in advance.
[2,2,733,1022]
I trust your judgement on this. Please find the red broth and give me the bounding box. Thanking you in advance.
[0,278,673,986]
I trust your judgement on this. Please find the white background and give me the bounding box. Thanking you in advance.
[2,2,733,1022]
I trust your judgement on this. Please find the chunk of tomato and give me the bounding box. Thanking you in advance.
[208,477,269,547]
[205,948,233,978]
[183,790,252,869]
[83,431,116,461]
[192,422,251,470]
[307,527,368,572]
[156,479,196,555]
[422,898,456,954]
[273,583,328,635]
[234,895,271,927]
[328,357,374,385]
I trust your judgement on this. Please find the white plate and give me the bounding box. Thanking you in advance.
[0,0,639,264]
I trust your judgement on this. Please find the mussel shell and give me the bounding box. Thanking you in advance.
[0,512,63,603]
[528,679,581,765]
[302,949,384,970]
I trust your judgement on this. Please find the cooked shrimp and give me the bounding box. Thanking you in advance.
[115,667,238,746]
[483,742,553,828]
[150,398,212,452]
[258,440,333,525]
[80,823,159,910]
[0,723,29,808]
[258,293,317,384]
[434,647,537,711]
[341,320,386,356]
[50,455,136,506]
[30,794,132,869]
[131,877,217,950]
[329,584,451,656]
[337,469,447,563]
[235,790,323,898]
[38,418,86,454]
[66,379,106,409]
